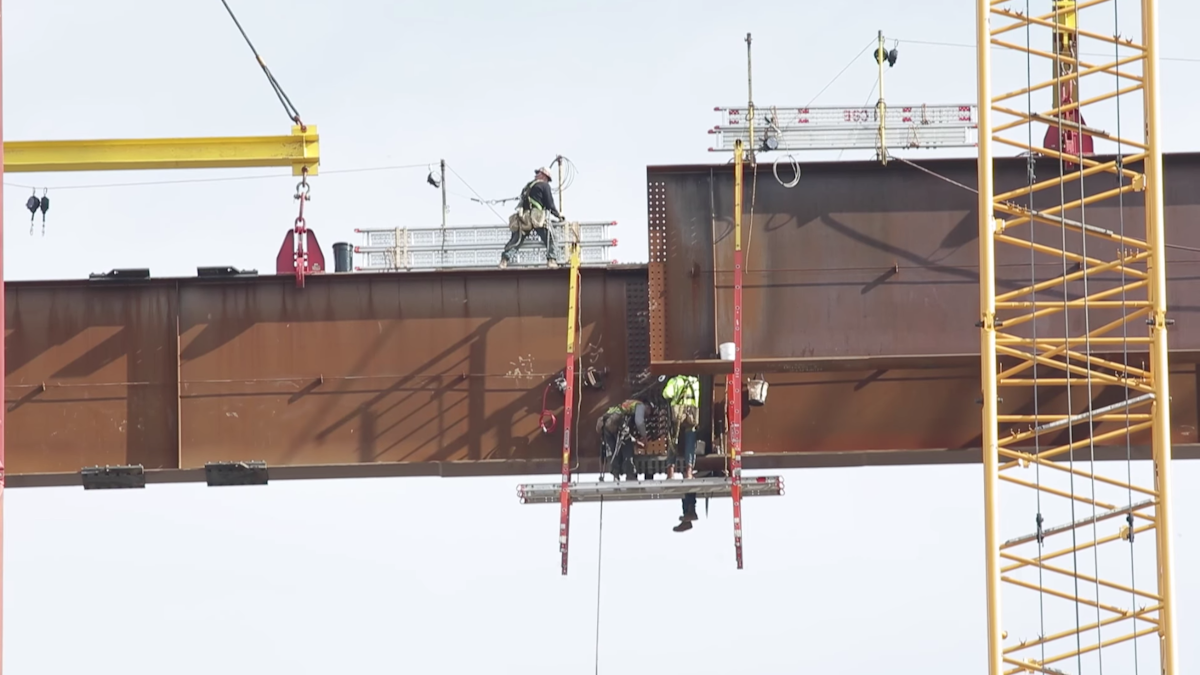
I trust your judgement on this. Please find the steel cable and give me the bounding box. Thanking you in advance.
[445,164,509,225]
[802,39,879,111]
[745,157,759,271]
[840,76,879,162]
[1111,0,1141,670]
[218,0,304,126]
[1020,6,1049,667]
[1065,9,1108,672]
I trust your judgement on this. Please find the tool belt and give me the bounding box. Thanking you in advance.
[508,212,527,233]
[601,411,625,435]
[672,403,699,430]
[509,208,547,233]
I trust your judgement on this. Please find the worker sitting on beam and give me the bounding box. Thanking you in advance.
[500,167,565,269]
[595,397,654,481]
[663,374,701,479]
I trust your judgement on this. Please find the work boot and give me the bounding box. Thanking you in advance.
[681,506,699,522]
[673,520,693,533]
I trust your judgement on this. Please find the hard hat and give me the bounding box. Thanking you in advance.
[535,167,553,181]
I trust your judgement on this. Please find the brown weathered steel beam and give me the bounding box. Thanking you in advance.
[647,152,1200,362]
[9,442,1200,488]
[652,354,980,375]
[5,268,646,481]
[4,262,1198,484]
[7,152,1200,486]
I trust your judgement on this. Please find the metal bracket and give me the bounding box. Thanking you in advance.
[205,461,269,487]
[1003,499,1156,549]
[81,465,146,490]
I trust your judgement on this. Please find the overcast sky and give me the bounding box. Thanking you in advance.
[3,0,1198,673]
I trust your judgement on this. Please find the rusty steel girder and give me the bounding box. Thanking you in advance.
[646,153,1200,463]
[5,268,650,486]
[7,154,1200,488]
[647,153,1200,361]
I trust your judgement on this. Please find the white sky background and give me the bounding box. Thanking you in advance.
[3,0,1199,672]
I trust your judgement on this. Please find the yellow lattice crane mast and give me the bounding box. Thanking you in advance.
[976,0,1178,673]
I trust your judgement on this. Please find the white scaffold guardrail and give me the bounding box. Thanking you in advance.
[353,221,618,271]
[708,103,979,152]
[517,476,785,504]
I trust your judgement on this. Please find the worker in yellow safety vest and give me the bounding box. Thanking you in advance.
[662,374,700,479]
[595,398,652,480]
[500,167,565,269]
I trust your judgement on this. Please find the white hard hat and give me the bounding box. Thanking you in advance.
[534,167,552,181]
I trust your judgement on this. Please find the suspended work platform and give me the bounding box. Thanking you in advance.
[517,476,785,504]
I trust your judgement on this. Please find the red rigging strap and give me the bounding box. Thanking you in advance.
[730,141,745,569]
[558,234,583,575]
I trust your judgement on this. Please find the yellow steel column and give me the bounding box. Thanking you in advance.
[982,0,1175,672]
[975,2,1003,673]
[1142,2,1179,671]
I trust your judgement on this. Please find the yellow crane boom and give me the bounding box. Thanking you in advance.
[3,125,319,175]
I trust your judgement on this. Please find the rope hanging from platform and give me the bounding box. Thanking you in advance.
[593,497,605,675]
[219,0,305,127]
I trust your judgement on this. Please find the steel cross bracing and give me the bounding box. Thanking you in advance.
[976,1,1179,674]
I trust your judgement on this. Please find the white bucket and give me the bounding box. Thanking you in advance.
[747,377,769,406]
[718,342,736,361]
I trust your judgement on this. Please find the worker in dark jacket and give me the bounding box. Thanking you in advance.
[500,167,564,269]
[596,398,650,480]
